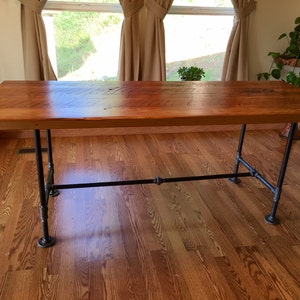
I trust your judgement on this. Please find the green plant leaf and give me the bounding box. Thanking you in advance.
[268,52,280,58]
[259,17,300,87]
[294,24,300,32]
[257,72,270,81]
[274,61,283,69]
[278,33,287,40]
[271,69,281,79]
[257,73,263,80]
[286,71,297,85]
[177,66,205,81]
[294,77,300,87]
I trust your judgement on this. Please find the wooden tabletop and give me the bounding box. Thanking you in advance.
[0,80,300,130]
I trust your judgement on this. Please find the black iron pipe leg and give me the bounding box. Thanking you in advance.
[264,122,297,225]
[229,124,247,184]
[46,129,59,197]
[34,130,56,248]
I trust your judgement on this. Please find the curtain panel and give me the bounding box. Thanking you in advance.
[222,0,256,81]
[118,0,173,81]
[19,0,57,80]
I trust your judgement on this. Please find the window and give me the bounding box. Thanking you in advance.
[43,1,234,81]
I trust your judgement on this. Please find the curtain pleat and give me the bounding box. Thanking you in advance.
[222,0,256,81]
[118,0,173,81]
[19,0,57,80]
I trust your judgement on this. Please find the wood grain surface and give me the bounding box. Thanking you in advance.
[0,80,300,130]
[0,130,299,299]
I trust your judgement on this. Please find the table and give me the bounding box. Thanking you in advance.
[0,80,299,248]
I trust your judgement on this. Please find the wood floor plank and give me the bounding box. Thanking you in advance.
[0,130,299,299]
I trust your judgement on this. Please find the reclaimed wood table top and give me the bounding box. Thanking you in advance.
[0,80,300,130]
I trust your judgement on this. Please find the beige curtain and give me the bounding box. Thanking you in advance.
[118,0,173,81]
[222,0,256,81]
[19,0,57,80]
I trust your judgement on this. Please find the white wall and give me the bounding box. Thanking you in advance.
[249,0,300,80]
[1,1,300,82]
[0,0,24,83]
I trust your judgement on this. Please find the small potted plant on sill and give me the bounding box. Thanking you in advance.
[177,66,205,81]
[257,16,300,139]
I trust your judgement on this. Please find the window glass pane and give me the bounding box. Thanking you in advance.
[45,11,123,80]
[49,0,232,6]
[44,8,233,81]
[165,14,233,80]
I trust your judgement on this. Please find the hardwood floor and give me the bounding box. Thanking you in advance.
[0,130,299,299]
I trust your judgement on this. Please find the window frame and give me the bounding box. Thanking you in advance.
[44,1,234,16]
[43,1,234,81]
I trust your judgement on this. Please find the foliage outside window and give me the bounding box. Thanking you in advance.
[53,12,121,78]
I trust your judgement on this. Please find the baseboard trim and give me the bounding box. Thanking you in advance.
[0,124,285,139]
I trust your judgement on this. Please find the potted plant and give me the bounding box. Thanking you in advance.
[257,16,300,86]
[177,66,205,81]
[257,17,300,139]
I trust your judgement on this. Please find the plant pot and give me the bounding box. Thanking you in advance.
[279,122,300,140]
[275,56,300,67]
